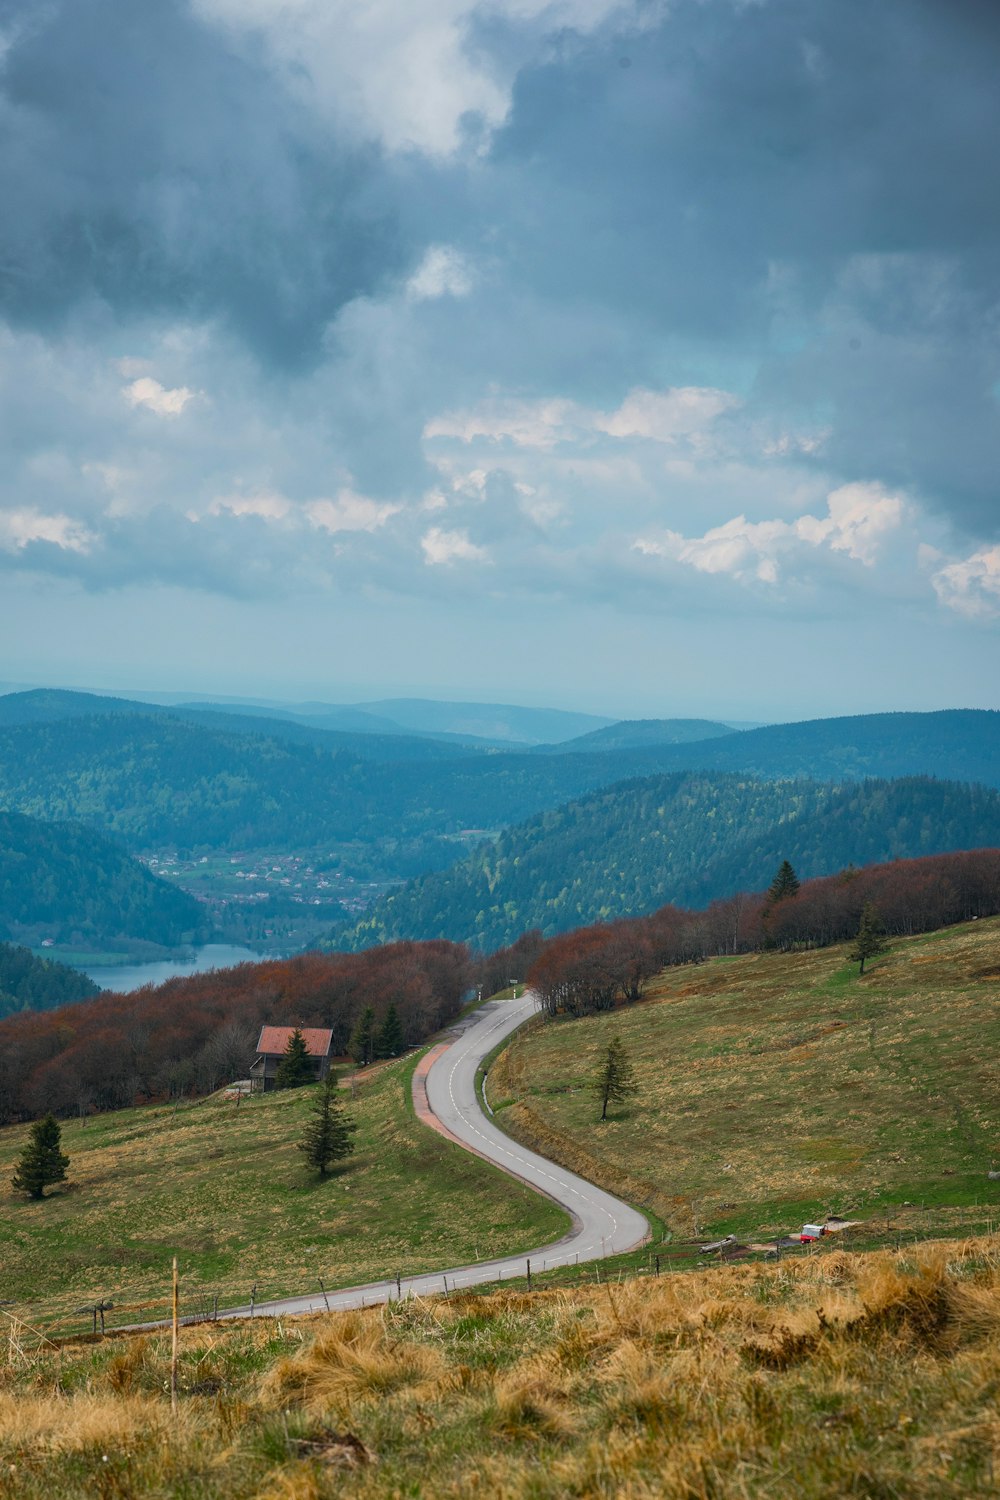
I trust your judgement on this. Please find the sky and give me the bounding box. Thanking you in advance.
[1,0,999,722]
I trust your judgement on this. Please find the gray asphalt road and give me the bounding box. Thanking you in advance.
[156,995,649,1326]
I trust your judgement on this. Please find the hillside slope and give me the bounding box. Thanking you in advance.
[539,716,735,753]
[348,772,1000,949]
[492,915,1000,1242]
[0,810,205,949]
[0,941,100,1017]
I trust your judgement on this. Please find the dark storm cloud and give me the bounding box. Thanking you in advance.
[473,0,1000,533]
[0,0,404,364]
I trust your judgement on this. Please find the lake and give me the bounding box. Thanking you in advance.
[83,943,264,993]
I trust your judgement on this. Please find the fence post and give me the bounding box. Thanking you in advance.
[319,1278,330,1313]
[396,1272,402,1299]
[526,1259,531,1291]
[170,1258,179,1416]
[250,1283,257,1319]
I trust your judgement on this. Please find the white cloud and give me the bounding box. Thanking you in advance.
[0,508,94,553]
[305,491,402,533]
[210,491,293,522]
[123,376,196,417]
[595,386,741,443]
[192,0,644,156]
[633,482,906,585]
[424,385,739,450]
[930,543,1000,619]
[421,526,489,565]
[407,245,473,301]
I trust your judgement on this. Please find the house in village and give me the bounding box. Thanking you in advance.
[249,1025,334,1092]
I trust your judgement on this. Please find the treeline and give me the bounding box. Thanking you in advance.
[0,811,205,948]
[0,941,473,1123]
[527,848,1000,1017]
[348,773,1000,951]
[0,943,100,1020]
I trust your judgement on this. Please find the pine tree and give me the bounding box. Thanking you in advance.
[349,1006,377,1066]
[12,1113,70,1200]
[767,861,800,903]
[593,1036,639,1122]
[851,901,888,975]
[298,1072,356,1176]
[274,1028,314,1089]
[375,1004,405,1059]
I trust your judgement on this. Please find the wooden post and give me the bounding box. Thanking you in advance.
[526,1259,531,1291]
[213,1294,218,1322]
[250,1283,257,1318]
[443,1275,449,1297]
[655,1255,660,1276]
[170,1258,179,1415]
[319,1277,330,1312]
[396,1272,402,1299]
[92,1306,97,1336]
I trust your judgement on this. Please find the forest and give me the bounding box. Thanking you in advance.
[526,846,1000,1019]
[347,772,1000,950]
[0,810,205,949]
[1,846,998,1125]
[0,943,100,1019]
[0,939,473,1123]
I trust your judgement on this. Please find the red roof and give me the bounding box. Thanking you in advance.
[256,1025,333,1058]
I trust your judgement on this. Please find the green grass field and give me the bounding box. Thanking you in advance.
[490,917,1000,1248]
[0,1053,567,1334]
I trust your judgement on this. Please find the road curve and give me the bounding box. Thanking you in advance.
[164,996,648,1325]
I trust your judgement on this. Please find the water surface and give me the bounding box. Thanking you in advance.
[83,943,263,993]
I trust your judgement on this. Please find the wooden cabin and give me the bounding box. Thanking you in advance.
[249,1025,334,1092]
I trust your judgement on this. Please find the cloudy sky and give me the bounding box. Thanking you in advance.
[2,0,998,720]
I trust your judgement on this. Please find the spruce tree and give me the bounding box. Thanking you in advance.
[299,1072,356,1176]
[593,1036,639,1122]
[767,861,800,903]
[349,1006,377,1066]
[12,1113,70,1200]
[851,901,888,975]
[274,1028,314,1089]
[375,1004,405,1059]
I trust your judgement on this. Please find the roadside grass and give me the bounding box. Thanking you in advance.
[5,1232,1000,1496]
[489,916,1000,1250]
[0,1050,567,1335]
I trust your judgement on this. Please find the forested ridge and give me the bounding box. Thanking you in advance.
[1,708,997,861]
[348,773,1000,950]
[0,943,100,1019]
[0,810,204,948]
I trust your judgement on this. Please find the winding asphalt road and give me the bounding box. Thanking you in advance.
[178,995,649,1324]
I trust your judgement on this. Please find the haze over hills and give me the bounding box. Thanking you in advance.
[347,772,1000,951]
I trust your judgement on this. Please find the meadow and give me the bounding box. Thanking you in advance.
[490,916,1000,1247]
[3,1233,1000,1496]
[0,1054,566,1334]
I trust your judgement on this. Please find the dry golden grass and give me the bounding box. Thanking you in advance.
[5,1234,1000,1495]
[490,917,1000,1244]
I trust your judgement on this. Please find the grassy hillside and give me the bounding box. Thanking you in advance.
[5,1233,1000,1497]
[490,916,1000,1243]
[0,810,204,951]
[0,1053,566,1331]
[348,772,1000,949]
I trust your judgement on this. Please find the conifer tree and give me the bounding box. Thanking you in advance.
[593,1036,639,1122]
[349,1006,377,1066]
[299,1072,356,1176]
[375,1004,405,1059]
[12,1113,70,1200]
[275,1028,314,1089]
[767,861,800,903]
[851,901,888,975]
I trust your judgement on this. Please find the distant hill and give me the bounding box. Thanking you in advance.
[0,691,478,762]
[354,698,612,745]
[346,772,1000,950]
[0,810,205,949]
[543,718,735,754]
[0,942,101,1017]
